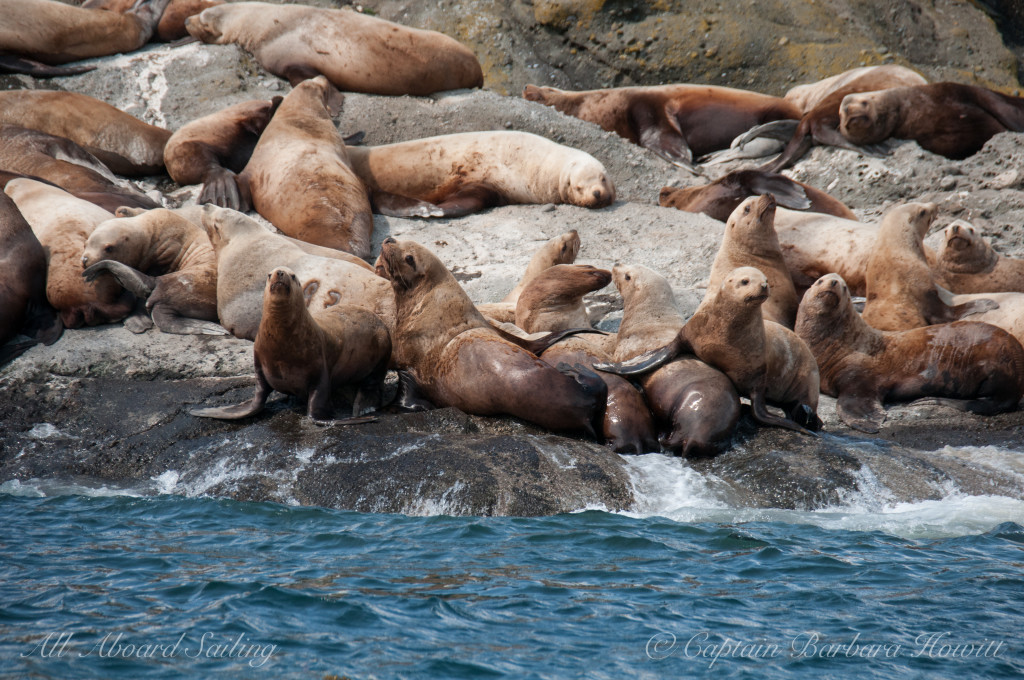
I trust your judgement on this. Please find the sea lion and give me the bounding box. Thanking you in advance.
[377,237,608,436]
[523,83,800,171]
[201,205,392,341]
[784,65,928,114]
[861,202,996,331]
[772,207,879,295]
[0,0,172,73]
[515,264,611,334]
[192,267,391,421]
[706,194,799,328]
[0,124,158,213]
[0,190,61,365]
[938,290,1024,348]
[82,0,224,42]
[347,131,614,218]
[659,169,856,222]
[840,83,1024,160]
[80,208,224,335]
[5,178,134,328]
[934,220,1024,294]
[185,2,483,95]
[0,91,171,176]
[795,273,1024,433]
[476,230,581,324]
[164,97,282,212]
[596,266,821,435]
[238,76,372,258]
[611,263,740,455]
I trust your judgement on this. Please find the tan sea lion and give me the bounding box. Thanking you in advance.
[164,97,282,212]
[192,267,391,421]
[611,263,740,455]
[796,273,1024,433]
[201,205,392,341]
[938,290,1024,348]
[840,83,1024,160]
[82,0,224,42]
[784,66,928,114]
[861,203,996,331]
[0,0,172,74]
[772,207,879,295]
[0,91,171,176]
[5,178,134,329]
[659,169,856,222]
[0,124,158,213]
[238,76,372,258]
[707,194,799,328]
[515,264,611,334]
[185,2,483,95]
[377,237,608,436]
[347,131,614,219]
[80,208,224,335]
[523,83,800,171]
[934,220,1024,294]
[597,267,821,435]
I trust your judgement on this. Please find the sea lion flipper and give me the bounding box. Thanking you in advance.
[150,305,230,336]
[630,100,697,172]
[306,371,333,420]
[744,173,812,211]
[733,119,801,147]
[949,297,999,320]
[371,190,445,218]
[191,363,272,420]
[0,56,96,78]
[749,389,817,436]
[391,370,435,412]
[22,299,63,346]
[593,338,683,376]
[82,260,156,298]
[199,167,244,212]
[342,131,366,146]
[836,392,886,434]
[0,340,39,367]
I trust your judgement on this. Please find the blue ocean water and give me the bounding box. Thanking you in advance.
[3,451,1024,679]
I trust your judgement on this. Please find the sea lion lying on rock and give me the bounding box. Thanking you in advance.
[933,220,1024,294]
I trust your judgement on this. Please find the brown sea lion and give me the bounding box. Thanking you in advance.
[164,97,282,212]
[796,273,1024,433]
[515,264,611,334]
[80,208,225,335]
[5,178,134,329]
[348,131,615,219]
[938,290,1024,348]
[840,83,1024,160]
[861,203,996,331]
[238,76,372,258]
[0,91,171,176]
[523,83,800,171]
[784,66,928,114]
[0,190,62,365]
[82,0,224,42]
[0,0,172,74]
[756,65,928,172]
[611,263,740,455]
[707,194,799,328]
[377,237,607,436]
[596,266,821,435]
[934,220,1024,294]
[0,124,158,213]
[659,169,856,222]
[201,205,392,341]
[185,2,483,95]
[192,267,391,421]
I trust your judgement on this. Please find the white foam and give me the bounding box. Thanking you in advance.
[0,478,142,498]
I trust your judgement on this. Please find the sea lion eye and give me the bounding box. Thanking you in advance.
[741,278,749,285]
[743,205,750,214]
[104,245,113,253]
[405,255,415,266]
[624,274,631,281]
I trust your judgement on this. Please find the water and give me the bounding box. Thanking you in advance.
[3,452,1024,679]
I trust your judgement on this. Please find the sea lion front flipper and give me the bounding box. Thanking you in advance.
[432,183,504,218]
[631,100,698,172]
[83,260,157,299]
[836,391,886,434]
[150,305,230,336]
[199,167,245,212]
[23,298,63,346]
[749,389,817,436]
[924,289,998,323]
[0,56,96,78]
[191,362,272,420]
[949,298,999,320]
[342,131,366,146]
[493,325,607,356]
[390,370,435,412]
[371,190,445,218]
[306,370,333,420]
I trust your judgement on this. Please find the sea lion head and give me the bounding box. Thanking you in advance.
[297,76,346,117]
[721,266,770,308]
[882,201,937,245]
[939,220,995,272]
[613,263,668,304]
[552,229,581,264]
[184,5,226,43]
[560,158,615,208]
[802,273,851,319]
[377,237,445,292]
[726,193,777,241]
[839,90,898,144]
[81,215,151,268]
[199,204,262,248]
[522,84,561,105]
[265,267,301,301]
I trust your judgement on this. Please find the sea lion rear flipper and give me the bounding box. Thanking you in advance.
[836,392,886,434]
[150,305,230,336]
[971,87,1024,131]
[83,260,156,299]
[124,303,155,334]
[371,190,445,219]
[0,340,39,367]
[0,56,96,78]
[949,298,999,320]
[815,124,890,157]
[750,389,817,436]
[631,100,698,172]
[342,131,366,146]
[593,337,685,376]
[699,137,786,165]
[433,183,504,218]
[733,120,801,147]
[23,298,63,346]
[743,172,812,211]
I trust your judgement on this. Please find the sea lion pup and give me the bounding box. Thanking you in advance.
[934,221,1024,294]
[0,125,158,213]
[0,91,171,177]
[659,170,856,222]
[193,267,391,421]
[522,83,800,171]
[0,0,172,73]
[707,195,799,328]
[164,97,283,212]
[185,2,483,95]
[596,267,821,435]
[237,76,372,258]
[80,208,224,335]
[378,237,607,436]
[611,263,740,455]
[515,264,658,454]
[744,65,928,172]
[0,191,62,365]
[82,0,224,42]
[201,205,391,341]
[840,83,1024,160]
[796,273,1024,433]
[348,131,615,218]
[4,179,134,329]
[476,230,581,324]
[861,202,996,331]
